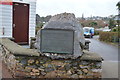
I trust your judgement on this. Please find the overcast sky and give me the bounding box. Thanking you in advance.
[36,0,119,17]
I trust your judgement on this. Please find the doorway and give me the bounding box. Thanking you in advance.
[13,2,29,44]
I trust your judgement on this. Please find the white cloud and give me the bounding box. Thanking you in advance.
[36,0,119,17]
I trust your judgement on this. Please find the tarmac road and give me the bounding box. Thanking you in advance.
[86,35,118,61]
[86,36,119,79]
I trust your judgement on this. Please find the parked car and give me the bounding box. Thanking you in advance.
[83,27,94,38]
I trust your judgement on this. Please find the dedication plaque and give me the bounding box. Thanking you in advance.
[40,29,74,54]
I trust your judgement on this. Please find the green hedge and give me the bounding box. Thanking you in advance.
[94,30,102,35]
[99,32,120,43]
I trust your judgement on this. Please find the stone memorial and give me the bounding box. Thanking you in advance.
[35,13,85,59]
[0,26,103,78]
[0,13,103,78]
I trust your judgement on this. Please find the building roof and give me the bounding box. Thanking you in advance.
[114,15,120,20]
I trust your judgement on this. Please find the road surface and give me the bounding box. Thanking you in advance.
[86,36,118,61]
[86,36,119,79]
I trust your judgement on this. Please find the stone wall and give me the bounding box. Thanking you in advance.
[0,43,102,78]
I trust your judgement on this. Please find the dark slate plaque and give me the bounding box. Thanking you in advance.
[40,29,74,54]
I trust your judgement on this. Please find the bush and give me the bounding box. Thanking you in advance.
[111,26,120,32]
[99,32,119,43]
[36,23,45,35]
[35,27,41,35]
[36,23,45,28]
[94,30,102,35]
[112,28,117,32]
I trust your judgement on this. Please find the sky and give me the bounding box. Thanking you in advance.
[36,0,119,17]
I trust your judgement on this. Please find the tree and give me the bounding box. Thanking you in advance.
[81,23,85,27]
[116,1,120,27]
[109,19,115,29]
[89,22,97,27]
[116,1,120,10]
[36,14,41,25]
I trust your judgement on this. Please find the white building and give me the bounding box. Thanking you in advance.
[0,0,36,44]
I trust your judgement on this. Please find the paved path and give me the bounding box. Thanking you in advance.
[0,51,13,79]
[0,60,2,80]
[102,61,119,78]
[86,36,119,79]
[0,62,13,79]
[1,61,13,78]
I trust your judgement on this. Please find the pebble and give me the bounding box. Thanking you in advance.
[81,61,89,65]
[64,60,71,63]
[47,64,53,68]
[39,66,45,69]
[28,59,34,64]
[30,72,39,76]
[41,71,46,76]
[40,60,45,64]
[45,67,55,72]
[20,59,27,65]
[38,68,44,71]
[32,68,39,73]
[79,65,88,69]
[24,67,33,72]
[16,67,25,72]
[96,63,102,68]
[27,65,37,69]
[35,73,40,76]
[35,60,39,64]
[82,69,88,73]
[79,75,84,78]
[77,70,83,75]
[72,62,78,66]
[67,70,72,75]
[64,64,71,71]
[71,74,79,78]
[55,65,61,69]
[91,69,102,73]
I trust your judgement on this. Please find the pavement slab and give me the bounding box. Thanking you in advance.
[102,61,119,79]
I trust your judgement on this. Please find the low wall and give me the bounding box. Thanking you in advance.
[0,39,103,78]
[99,32,119,43]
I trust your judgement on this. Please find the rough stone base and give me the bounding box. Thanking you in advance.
[15,56,102,78]
[0,44,102,78]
